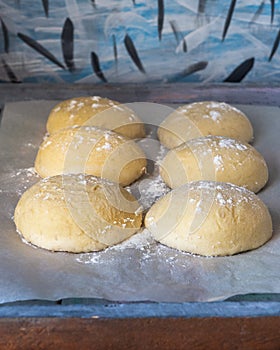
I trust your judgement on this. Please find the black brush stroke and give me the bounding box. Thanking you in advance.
[91,51,107,83]
[222,0,237,41]
[169,20,180,44]
[269,29,280,61]
[224,57,254,82]
[197,0,207,15]
[182,38,187,52]
[166,61,208,82]
[249,0,265,25]
[112,34,118,63]
[61,17,75,72]
[158,0,164,41]
[0,17,9,53]
[270,0,275,24]
[124,34,146,74]
[1,58,21,83]
[18,32,65,70]
[169,20,187,52]
[196,0,207,25]
[42,0,48,17]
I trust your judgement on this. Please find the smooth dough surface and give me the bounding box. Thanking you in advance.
[14,175,143,252]
[160,136,268,193]
[145,181,272,257]
[158,101,254,149]
[35,126,147,186]
[47,96,146,139]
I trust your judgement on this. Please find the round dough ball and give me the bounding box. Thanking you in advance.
[47,96,146,139]
[35,126,147,186]
[160,136,268,193]
[145,181,272,257]
[14,174,143,252]
[157,101,253,149]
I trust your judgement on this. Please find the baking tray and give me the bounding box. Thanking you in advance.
[0,87,280,305]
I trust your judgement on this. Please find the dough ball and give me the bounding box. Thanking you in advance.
[160,136,268,193]
[158,101,253,149]
[35,126,147,186]
[14,174,143,252]
[145,181,272,257]
[47,96,146,139]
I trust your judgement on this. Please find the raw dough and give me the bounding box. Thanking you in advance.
[160,136,268,193]
[14,174,143,252]
[47,96,146,139]
[145,181,272,256]
[35,126,147,186]
[158,101,254,149]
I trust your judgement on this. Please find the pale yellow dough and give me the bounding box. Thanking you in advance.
[160,136,268,193]
[14,175,143,252]
[158,101,254,149]
[47,96,146,139]
[145,181,272,257]
[35,126,147,186]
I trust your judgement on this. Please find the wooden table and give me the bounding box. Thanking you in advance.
[0,83,280,349]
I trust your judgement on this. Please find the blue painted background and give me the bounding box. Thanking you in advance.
[0,0,279,83]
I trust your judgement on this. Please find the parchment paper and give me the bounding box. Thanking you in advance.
[0,100,279,304]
